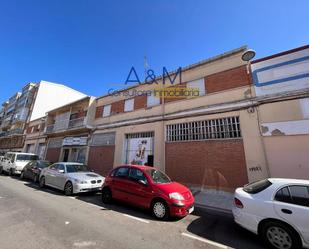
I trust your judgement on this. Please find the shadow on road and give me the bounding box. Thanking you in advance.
[186,208,265,249]
[21,178,176,222]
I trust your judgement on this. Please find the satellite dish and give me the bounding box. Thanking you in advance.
[241,49,256,61]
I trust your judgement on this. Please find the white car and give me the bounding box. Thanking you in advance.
[1,152,39,175]
[233,178,309,249]
[39,162,105,195]
[0,156,4,173]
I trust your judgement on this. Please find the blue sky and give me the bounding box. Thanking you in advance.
[0,0,308,103]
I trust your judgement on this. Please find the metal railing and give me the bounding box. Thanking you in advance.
[45,117,85,133]
[68,117,85,129]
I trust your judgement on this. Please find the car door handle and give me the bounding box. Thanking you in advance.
[281,209,292,214]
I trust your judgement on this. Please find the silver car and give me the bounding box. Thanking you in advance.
[39,162,105,195]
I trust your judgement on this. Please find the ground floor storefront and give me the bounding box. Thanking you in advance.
[45,135,89,164]
[89,109,269,196]
[0,135,24,155]
[24,137,47,159]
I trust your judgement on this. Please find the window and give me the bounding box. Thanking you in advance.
[147,90,160,107]
[146,169,171,184]
[58,164,65,172]
[103,104,111,117]
[166,117,241,142]
[49,164,58,170]
[66,164,88,173]
[275,187,292,203]
[16,154,39,161]
[289,186,309,207]
[129,168,148,183]
[115,167,129,178]
[37,161,51,169]
[187,78,206,96]
[243,179,272,194]
[124,99,134,112]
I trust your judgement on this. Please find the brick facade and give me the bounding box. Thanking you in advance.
[111,100,125,115]
[88,146,115,176]
[45,148,61,163]
[134,95,147,110]
[205,65,251,94]
[165,139,248,192]
[95,106,103,119]
[0,135,24,149]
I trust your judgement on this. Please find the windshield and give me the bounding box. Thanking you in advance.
[243,179,272,194]
[146,169,171,184]
[66,164,89,173]
[37,161,52,169]
[16,154,39,161]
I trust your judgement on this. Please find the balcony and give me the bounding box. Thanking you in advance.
[46,117,86,134]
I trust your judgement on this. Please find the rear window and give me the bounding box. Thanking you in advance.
[243,179,272,194]
[16,154,39,161]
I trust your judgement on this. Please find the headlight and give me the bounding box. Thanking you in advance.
[169,192,184,201]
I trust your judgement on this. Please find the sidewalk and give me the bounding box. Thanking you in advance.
[190,187,234,214]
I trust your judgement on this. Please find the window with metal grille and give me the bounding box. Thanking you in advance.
[125,131,154,139]
[166,117,241,142]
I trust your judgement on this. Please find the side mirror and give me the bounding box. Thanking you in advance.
[138,179,147,186]
[58,169,65,173]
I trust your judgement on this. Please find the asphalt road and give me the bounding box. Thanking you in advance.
[0,175,266,249]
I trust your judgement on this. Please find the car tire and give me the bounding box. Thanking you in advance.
[261,221,302,249]
[34,175,39,183]
[20,171,24,179]
[39,176,45,188]
[8,168,13,176]
[101,188,112,204]
[0,167,3,174]
[64,181,73,196]
[151,199,169,220]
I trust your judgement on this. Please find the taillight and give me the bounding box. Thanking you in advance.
[234,197,244,208]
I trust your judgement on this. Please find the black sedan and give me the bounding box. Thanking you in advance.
[20,160,52,182]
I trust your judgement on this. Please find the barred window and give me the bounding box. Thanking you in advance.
[166,117,241,142]
[126,131,154,139]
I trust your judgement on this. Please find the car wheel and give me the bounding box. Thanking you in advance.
[34,175,39,183]
[64,181,73,196]
[20,171,24,179]
[9,168,13,176]
[0,167,3,174]
[101,188,112,204]
[151,199,169,220]
[261,221,301,249]
[39,176,45,188]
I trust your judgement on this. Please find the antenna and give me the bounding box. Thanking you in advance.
[144,55,149,81]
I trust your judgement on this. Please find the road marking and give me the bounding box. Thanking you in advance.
[181,233,229,249]
[65,221,70,225]
[73,241,96,247]
[122,214,149,223]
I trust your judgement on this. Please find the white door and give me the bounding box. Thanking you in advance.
[273,185,309,244]
[54,164,66,189]
[45,164,58,186]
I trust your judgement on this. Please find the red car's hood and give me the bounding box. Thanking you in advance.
[155,181,190,194]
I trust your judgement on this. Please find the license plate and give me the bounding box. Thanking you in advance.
[188,206,194,214]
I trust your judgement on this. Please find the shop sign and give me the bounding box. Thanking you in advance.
[62,137,88,146]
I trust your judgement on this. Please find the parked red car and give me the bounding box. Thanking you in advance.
[101,165,195,220]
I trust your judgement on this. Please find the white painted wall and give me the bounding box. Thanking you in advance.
[252,48,309,96]
[261,119,309,136]
[30,81,86,121]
